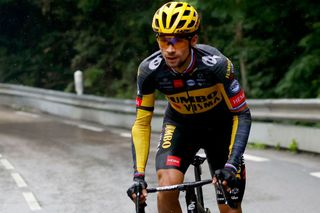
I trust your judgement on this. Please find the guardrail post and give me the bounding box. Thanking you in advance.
[74,70,83,95]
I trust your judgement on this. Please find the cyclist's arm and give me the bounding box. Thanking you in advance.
[131,93,155,176]
[131,63,156,177]
[218,58,252,169]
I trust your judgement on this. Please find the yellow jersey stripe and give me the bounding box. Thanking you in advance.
[229,115,239,156]
[141,93,155,107]
[217,83,233,109]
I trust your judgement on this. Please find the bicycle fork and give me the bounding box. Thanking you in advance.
[185,187,198,213]
[185,187,208,213]
[185,155,207,213]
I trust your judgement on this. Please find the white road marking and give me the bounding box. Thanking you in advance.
[23,192,42,211]
[11,172,28,187]
[0,155,41,211]
[78,124,104,132]
[15,111,39,118]
[310,172,320,178]
[62,121,105,132]
[62,120,79,126]
[244,154,270,162]
[120,132,131,138]
[1,159,15,170]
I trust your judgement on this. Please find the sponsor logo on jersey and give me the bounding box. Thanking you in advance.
[186,79,196,87]
[230,80,240,94]
[229,89,246,108]
[195,74,210,87]
[166,155,181,167]
[202,55,221,66]
[225,59,235,79]
[135,97,142,107]
[166,86,222,114]
[197,73,204,79]
[161,125,176,149]
[173,79,184,88]
[159,78,174,89]
[149,55,162,70]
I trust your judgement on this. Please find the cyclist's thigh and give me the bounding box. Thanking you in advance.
[202,125,246,204]
[156,123,200,174]
[202,123,232,173]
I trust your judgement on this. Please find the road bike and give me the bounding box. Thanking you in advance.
[131,154,236,213]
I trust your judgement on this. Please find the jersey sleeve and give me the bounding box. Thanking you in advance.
[131,63,156,177]
[217,58,252,168]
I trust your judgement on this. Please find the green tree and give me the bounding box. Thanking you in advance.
[0,0,319,99]
[276,1,320,98]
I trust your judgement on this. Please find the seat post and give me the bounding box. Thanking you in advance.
[192,155,207,208]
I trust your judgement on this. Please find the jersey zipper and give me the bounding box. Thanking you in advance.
[181,74,196,114]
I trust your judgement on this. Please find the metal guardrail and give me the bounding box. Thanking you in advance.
[248,99,320,122]
[1,83,319,122]
[0,83,320,153]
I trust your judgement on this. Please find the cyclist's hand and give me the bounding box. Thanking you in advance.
[127,176,148,204]
[213,164,237,191]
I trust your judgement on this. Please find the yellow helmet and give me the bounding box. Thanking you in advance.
[152,1,200,35]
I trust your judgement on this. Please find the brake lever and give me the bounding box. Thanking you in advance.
[133,183,147,213]
[216,179,237,209]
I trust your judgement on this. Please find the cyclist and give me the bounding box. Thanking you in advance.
[128,2,251,213]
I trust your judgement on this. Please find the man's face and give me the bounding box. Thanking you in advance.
[157,35,192,70]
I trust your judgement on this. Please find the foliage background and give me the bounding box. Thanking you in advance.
[0,0,319,98]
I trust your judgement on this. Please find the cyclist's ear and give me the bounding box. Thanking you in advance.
[191,34,198,47]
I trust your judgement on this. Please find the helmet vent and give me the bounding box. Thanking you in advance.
[177,20,186,29]
[170,13,179,28]
[176,3,183,7]
[193,11,197,17]
[183,10,190,16]
[162,13,167,28]
[187,20,195,28]
[155,19,159,28]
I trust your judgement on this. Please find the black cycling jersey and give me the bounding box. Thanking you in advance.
[131,44,251,177]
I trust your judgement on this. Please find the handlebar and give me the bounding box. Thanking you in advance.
[147,179,212,193]
[132,176,237,212]
[146,178,237,209]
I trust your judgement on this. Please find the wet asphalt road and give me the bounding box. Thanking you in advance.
[0,105,319,213]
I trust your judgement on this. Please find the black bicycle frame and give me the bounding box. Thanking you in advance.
[185,184,208,213]
[192,155,207,208]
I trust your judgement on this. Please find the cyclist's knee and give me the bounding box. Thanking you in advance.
[218,203,242,213]
[157,169,184,186]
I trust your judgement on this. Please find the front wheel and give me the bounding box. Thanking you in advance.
[196,202,211,213]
